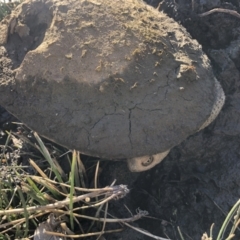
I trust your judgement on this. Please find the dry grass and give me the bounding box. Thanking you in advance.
[0,125,168,240]
[0,128,130,239]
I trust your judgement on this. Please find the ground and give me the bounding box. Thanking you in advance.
[103,0,240,239]
[1,0,240,239]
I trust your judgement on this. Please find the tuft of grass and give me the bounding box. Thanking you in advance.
[0,126,152,239]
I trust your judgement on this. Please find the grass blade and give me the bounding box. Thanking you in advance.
[69,150,77,230]
[33,132,67,192]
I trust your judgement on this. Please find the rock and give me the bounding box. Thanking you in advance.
[0,0,225,171]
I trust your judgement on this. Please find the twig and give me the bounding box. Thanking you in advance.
[0,211,47,229]
[28,175,117,192]
[96,202,108,240]
[0,185,129,215]
[0,219,26,234]
[52,208,148,223]
[198,8,240,19]
[79,193,121,210]
[123,221,170,240]
[45,228,123,238]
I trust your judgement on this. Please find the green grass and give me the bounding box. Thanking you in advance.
[0,127,149,239]
[0,1,21,21]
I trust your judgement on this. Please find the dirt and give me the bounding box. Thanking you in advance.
[1,0,240,239]
[101,0,240,239]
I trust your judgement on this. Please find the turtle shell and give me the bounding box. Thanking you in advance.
[0,0,222,159]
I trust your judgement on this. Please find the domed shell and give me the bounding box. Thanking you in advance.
[0,0,222,159]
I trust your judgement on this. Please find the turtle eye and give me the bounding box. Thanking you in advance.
[142,156,154,166]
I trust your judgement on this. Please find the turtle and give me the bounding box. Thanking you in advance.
[0,0,225,172]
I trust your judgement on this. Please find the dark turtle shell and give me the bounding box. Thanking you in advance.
[0,0,223,159]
